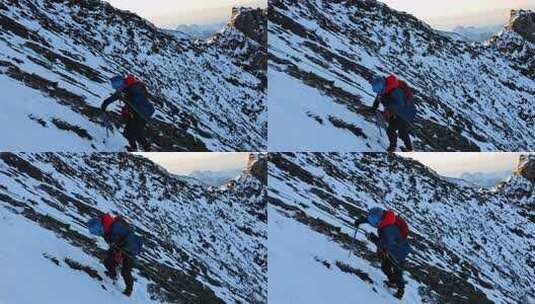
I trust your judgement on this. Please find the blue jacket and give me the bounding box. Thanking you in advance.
[105,220,143,256]
[101,82,155,121]
[378,224,410,265]
[387,88,416,122]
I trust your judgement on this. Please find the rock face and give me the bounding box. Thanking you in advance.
[231,7,267,46]
[507,10,535,43]
[490,10,535,79]
[0,0,266,151]
[247,153,268,185]
[0,153,267,303]
[268,153,534,303]
[517,154,535,182]
[269,1,535,151]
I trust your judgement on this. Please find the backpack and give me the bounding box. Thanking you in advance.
[397,80,414,104]
[122,74,155,121]
[111,216,143,256]
[395,216,409,240]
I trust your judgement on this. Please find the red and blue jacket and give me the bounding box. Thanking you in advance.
[101,214,142,256]
[101,75,155,121]
[376,210,410,264]
[373,74,416,122]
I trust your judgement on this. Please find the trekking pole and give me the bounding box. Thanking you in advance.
[348,226,359,259]
[347,226,366,259]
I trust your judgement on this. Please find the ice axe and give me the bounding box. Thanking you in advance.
[99,111,114,138]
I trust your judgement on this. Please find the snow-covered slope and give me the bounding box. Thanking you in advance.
[268,1,534,151]
[0,1,266,151]
[268,153,534,303]
[0,153,267,303]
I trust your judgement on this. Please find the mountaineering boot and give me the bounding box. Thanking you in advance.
[105,270,117,281]
[123,286,133,297]
[394,285,405,299]
[400,146,413,152]
[387,145,396,153]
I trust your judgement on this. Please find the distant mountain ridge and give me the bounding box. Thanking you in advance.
[189,168,243,186]
[174,22,226,39]
[458,170,512,188]
[451,25,503,42]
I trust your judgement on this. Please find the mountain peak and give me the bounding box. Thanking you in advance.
[229,7,267,45]
[246,153,267,185]
[506,9,535,43]
[516,154,535,182]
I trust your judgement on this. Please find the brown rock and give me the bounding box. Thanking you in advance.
[516,154,535,182]
[230,7,267,46]
[507,10,535,43]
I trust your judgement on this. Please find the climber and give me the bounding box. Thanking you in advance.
[354,207,410,299]
[371,74,416,152]
[87,214,143,297]
[100,74,155,152]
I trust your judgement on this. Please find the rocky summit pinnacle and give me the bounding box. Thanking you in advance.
[507,9,535,43]
[517,154,535,182]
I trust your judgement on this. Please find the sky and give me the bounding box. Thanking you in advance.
[104,0,266,28]
[381,0,535,29]
[399,152,528,177]
[136,152,250,175]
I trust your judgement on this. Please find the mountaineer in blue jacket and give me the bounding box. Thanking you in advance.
[354,207,411,299]
[87,214,143,297]
[371,74,416,152]
[101,75,155,152]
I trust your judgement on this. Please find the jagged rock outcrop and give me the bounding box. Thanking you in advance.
[246,153,268,185]
[490,9,535,80]
[507,10,535,43]
[210,7,268,88]
[0,0,266,151]
[517,154,535,182]
[230,7,267,46]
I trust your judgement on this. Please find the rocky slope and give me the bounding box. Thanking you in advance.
[268,0,534,151]
[268,153,534,303]
[0,0,266,151]
[0,153,267,303]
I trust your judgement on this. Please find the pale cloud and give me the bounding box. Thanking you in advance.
[135,152,250,175]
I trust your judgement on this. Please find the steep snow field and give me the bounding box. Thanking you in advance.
[0,153,267,303]
[268,0,534,151]
[0,0,266,151]
[268,153,534,303]
[0,208,155,303]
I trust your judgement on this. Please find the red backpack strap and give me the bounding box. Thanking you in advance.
[395,216,409,239]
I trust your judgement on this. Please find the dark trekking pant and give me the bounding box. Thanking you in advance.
[123,114,149,151]
[104,249,134,293]
[381,254,404,290]
[387,116,412,150]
